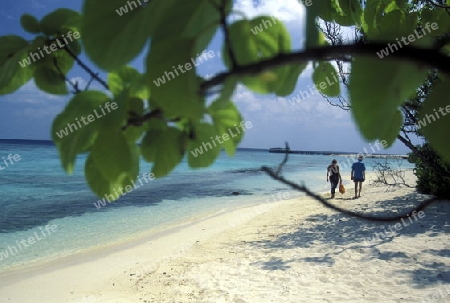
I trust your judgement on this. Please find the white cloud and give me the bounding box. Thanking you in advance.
[18,106,62,118]
[4,81,65,104]
[232,0,307,47]
[31,0,46,9]
[232,0,306,22]
[300,62,314,78]
[2,81,69,118]
[233,82,351,130]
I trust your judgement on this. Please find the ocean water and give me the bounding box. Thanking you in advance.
[0,140,414,272]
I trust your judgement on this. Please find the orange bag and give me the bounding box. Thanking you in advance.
[339,183,345,194]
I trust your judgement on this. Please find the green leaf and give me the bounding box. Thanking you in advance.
[273,63,308,96]
[129,75,151,100]
[27,38,74,94]
[224,17,290,66]
[66,36,82,56]
[188,123,221,168]
[427,9,450,37]
[0,51,20,88]
[152,0,228,53]
[29,36,75,73]
[128,97,145,116]
[440,44,450,56]
[120,143,140,186]
[395,0,407,8]
[124,126,145,143]
[36,47,75,74]
[91,130,133,183]
[223,17,293,94]
[147,37,204,120]
[0,36,29,59]
[362,0,392,37]
[0,36,29,88]
[97,91,128,131]
[108,66,150,99]
[40,9,82,36]
[372,9,418,40]
[209,100,244,156]
[52,114,82,174]
[85,148,139,201]
[52,91,111,173]
[245,16,293,94]
[422,8,450,37]
[304,0,323,47]
[58,28,82,56]
[140,121,166,164]
[312,0,359,27]
[123,97,146,143]
[82,0,155,70]
[418,81,450,162]
[108,67,138,96]
[30,36,46,51]
[312,62,340,97]
[362,0,419,40]
[20,14,41,33]
[34,66,68,95]
[223,20,257,66]
[85,154,121,200]
[0,53,34,95]
[141,126,186,178]
[341,0,363,25]
[350,57,427,146]
[332,0,360,26]
[215,77,238,105]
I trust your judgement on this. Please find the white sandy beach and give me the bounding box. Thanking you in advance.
[0,170,449,303]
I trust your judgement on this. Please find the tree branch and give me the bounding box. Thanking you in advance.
[397,134,421,157]
[85,74,97,91]
[52,56,81,94]
[219,0,238,69]
[262,143,444,222]
[275,142,289,175]
[200,43,450,93]
[63,46,109,91]
[371,159,413,190]
[426,0,450,9]
[262,165,441,222]
[122,109,163,130]
[121,109,182,130]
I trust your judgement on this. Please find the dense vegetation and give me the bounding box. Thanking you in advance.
[0,0,449,199]
[409,143,450,198]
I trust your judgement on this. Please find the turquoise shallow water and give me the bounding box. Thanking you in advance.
[0,140,414,272]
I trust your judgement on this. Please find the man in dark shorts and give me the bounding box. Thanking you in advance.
[327,159,342,199]
[351,155,366,199]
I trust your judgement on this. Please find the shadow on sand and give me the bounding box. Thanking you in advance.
[245,192,450,288]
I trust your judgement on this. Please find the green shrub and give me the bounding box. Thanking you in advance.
[408,142,450,199]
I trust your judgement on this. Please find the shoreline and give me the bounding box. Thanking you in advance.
[0,196,299,303]
[0,171,385,277]
[2,170,448,303]
[0,189,294,273]
[132,170,449,303]
[0,188,299,279]
[0,200,262,278]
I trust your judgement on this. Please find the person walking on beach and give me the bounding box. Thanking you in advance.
[327,159,342,199]
[351,155,366,199]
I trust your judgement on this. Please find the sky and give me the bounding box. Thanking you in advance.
[0,0,421,154]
